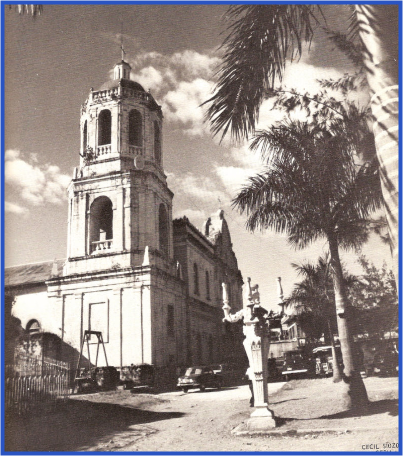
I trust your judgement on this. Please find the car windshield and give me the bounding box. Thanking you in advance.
[185,368,203,375]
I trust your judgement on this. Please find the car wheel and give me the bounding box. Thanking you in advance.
[182,387,189,393]
[199,384,206,392]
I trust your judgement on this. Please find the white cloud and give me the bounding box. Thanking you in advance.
[133,66,165,93]
[5,201,29,216]
[163,78,213,136]
[5,149,71,206]
[215,165,258,197]
[128,49,218,136]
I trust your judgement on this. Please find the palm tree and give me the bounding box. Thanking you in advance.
[233,117,383,409]
[205,4,398,277]
[286,256,352,383]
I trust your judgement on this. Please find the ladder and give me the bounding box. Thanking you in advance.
[73,330,108,393]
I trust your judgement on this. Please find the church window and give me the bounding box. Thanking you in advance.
[83,120,88,151]
[193,263,199,295]
[98,109,111,146]
[159,203,169,255]
[167,305,174,336]
[90,196,113,252]
[154,121,161,164]
[206,271,210,300]
[129,110,142,147]
[26,319,41,334]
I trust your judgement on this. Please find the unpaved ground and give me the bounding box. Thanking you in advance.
[5,377,399,453]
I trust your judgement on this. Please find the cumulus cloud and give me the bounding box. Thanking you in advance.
[5,201,29,216]
[215,165,259,197]
[163,78,213,136]
[127,49,218,136]
[5,149,71,207]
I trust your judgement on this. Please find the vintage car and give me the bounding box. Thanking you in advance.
[373,348,399,377]
[313,346,341,377]
[177,366,222,392]
[118,364,155,390]
[281,350,314,380]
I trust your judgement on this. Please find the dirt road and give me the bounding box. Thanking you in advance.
[5,378,398,453]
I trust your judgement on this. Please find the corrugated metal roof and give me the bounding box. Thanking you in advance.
[4,259,65,287]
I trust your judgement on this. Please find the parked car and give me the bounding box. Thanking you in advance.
[177,366,223,392]
[373,348,399,377]
[267,357,282,382]
[93,366,120,390]
[313,346,342,377]
[281,350,314,380]
[118,364,155,390]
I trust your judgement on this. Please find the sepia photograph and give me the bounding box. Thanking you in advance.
[3,2,399,453]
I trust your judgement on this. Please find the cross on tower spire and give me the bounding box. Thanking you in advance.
[120,22,126,61]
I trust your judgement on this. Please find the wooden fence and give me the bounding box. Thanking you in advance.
[5,354,70,415]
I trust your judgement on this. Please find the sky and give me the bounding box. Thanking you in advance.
[3,3,394,310]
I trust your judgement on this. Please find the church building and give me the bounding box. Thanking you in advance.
[5,59,244,378]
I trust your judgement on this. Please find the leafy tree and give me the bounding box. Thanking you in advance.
[349,256,398,339]
[205,4,399,278]
[232,109,382,409]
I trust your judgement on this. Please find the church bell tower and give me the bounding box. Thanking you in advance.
[64,59,173,275]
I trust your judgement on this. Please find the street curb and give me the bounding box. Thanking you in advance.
[231,425,397,437]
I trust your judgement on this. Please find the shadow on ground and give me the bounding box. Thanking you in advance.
[274,399,398,427]
[5,399,184,452]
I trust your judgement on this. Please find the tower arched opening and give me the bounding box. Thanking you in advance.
[83,120,88,152]
[154,121,161,165]
[129,109,143,148]
[159,203,169,256]
[90,196,113,253]
[98,109,112,146]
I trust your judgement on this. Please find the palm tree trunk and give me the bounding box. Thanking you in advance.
[355,5,399,280]
[327,319,342,383]
[328,233,369,409]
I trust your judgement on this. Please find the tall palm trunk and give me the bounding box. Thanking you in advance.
[327,319,342,383]
[328,233,369,409]
[355,5,399,280]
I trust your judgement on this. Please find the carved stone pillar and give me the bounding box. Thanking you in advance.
[222,279,276,428]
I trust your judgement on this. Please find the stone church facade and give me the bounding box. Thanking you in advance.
[5,59,244,375]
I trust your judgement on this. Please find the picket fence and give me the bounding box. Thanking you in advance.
[5,354,71,415]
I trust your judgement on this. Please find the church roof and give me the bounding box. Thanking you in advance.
[4,259,65,288]
[97,78,145,92]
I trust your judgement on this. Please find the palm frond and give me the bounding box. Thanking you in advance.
[203,5,322,142]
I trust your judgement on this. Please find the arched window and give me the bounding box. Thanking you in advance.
[83,120,88,152]
[159,203,169,255]
[129,110,142,147]
[206,271,210,300]
[98,110,111,146]
[193,263,199,295]
[90,196,113,252]
[154,121,161,164]
[26,319,41,335]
